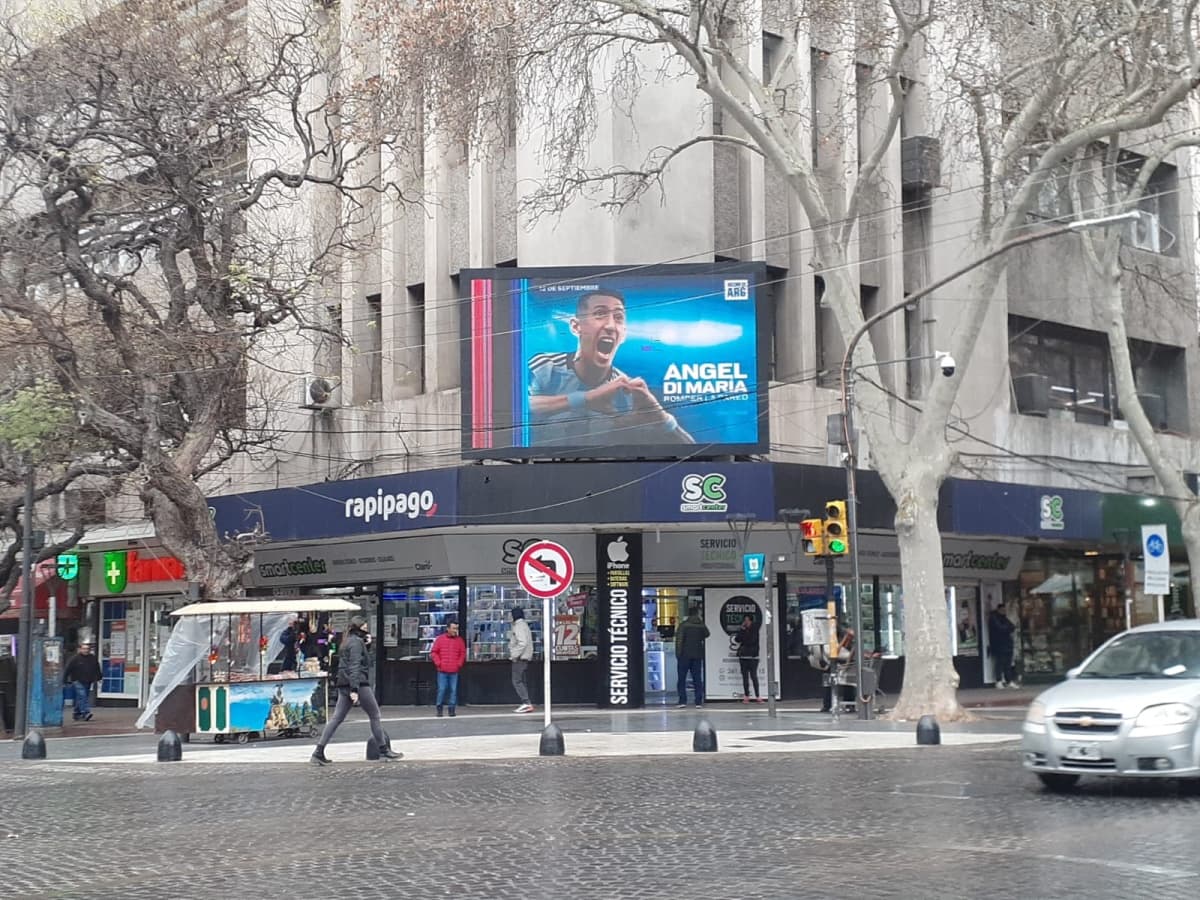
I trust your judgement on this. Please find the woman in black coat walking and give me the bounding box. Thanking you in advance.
[311,616,402,765]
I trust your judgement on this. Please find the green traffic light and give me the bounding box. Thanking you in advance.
[828,539,847,554]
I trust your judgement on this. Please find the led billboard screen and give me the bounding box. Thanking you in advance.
[462,264,767,459]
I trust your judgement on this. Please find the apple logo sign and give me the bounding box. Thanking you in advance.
[607,537,629,563]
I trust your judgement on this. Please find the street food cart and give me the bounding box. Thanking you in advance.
[137,598,360,742]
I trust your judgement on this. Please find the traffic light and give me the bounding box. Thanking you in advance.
[824,500,850,555]
[800,518,825,556]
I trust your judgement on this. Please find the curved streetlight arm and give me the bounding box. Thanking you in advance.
[838,210,1141,433]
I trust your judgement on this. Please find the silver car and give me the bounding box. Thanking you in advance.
[1022,620,1200,791]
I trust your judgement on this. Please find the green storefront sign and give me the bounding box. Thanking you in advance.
[1101,496,1183,548]
[102,551,128,593]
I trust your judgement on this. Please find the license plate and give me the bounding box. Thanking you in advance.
[1065,743,1100,761]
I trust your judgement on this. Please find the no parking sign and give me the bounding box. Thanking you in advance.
[516,540,575,599]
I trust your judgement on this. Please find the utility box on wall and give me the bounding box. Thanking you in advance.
[28,636,65,728]
[901,135,942,191]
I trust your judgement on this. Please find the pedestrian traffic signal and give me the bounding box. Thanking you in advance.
[824,501,849,555]
[800,518,825,556]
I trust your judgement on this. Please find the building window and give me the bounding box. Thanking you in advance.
[1009,316,1185,432]
[366,293,383,402]
[379,583,460,663]
[810,47,832,166]
[402,284,426,396]
[814,276,838,387]
[321,303,343,385]
[1009,316,1112,425]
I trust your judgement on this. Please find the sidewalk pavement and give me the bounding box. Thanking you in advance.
[5,683,1043,741]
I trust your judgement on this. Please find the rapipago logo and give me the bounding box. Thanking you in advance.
[344,487,437,524]
[681,473,728,513]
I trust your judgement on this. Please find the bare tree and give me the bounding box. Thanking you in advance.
[1068,136,1200,606]
[0,0,370,599]
[357,0,1200,717]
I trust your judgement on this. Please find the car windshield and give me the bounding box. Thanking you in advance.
[1078,631,1200,679]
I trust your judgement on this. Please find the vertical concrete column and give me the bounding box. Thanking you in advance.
[776,26,816,383]
[423,131,460,391]
[468,142,496,268]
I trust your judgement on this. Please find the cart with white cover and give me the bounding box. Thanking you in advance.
[136,598,360,742]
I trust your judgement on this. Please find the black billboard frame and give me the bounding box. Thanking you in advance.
[459,261,771,462]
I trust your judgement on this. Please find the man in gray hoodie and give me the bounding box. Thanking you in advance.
[509,606,535,713]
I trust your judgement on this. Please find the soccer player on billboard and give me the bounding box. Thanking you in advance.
[527,289,695,446]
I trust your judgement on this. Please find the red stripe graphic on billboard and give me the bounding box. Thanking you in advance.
[470,278,494,448]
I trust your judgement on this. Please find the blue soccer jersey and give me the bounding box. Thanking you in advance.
[528,352,633,445]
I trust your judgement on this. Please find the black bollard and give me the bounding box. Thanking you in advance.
[539,723,565,757]
[21,730,46,760]
[366,729,392,760]
[157,729,183,762]
[692,719,718,753]
[916,715,941,745]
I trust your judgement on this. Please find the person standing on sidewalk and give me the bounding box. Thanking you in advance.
[63,642,102,722]
[733,614,763,703]
[675,606,710,708]
[509,606,535,713]
[988,603,1018,689]
[311,616,401,765]
[431,619,466,717]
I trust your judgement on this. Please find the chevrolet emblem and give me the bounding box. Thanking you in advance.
[1079,716,1094,728]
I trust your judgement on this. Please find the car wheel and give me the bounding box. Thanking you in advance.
[1037,773,1080,792]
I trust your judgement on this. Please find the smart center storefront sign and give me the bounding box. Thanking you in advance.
[461,263,768,459]
[596,533,644,707]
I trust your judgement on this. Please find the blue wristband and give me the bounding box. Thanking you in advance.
[568,391,587,411]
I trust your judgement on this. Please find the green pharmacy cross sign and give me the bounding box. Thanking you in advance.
[56,553,80,581]
[103,551,128,593]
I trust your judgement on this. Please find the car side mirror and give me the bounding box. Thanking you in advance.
[1065,666,1081,679]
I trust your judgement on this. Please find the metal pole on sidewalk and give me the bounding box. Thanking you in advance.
[824,554,839,725]
[14,460,34,738]
[764,557,776,718]
[543,592,552,728]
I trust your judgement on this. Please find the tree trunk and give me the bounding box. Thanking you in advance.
[1096,251,1200,619]
[887,471,965,720]
[1180,505,1200,617]
[139,457,249,601]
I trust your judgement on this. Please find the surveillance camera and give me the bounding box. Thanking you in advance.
[938,353,956,378]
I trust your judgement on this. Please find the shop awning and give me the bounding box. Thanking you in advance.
[0,559,72,620]
[171,598,361,617]
[1030,573,1078,595]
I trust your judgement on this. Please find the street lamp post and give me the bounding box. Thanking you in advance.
[837,211,1139,720]
[14,461,35,738]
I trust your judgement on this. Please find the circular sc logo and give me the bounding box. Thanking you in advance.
[680,473,729,513]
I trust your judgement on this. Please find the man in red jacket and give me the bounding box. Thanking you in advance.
[430,620,467,717]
